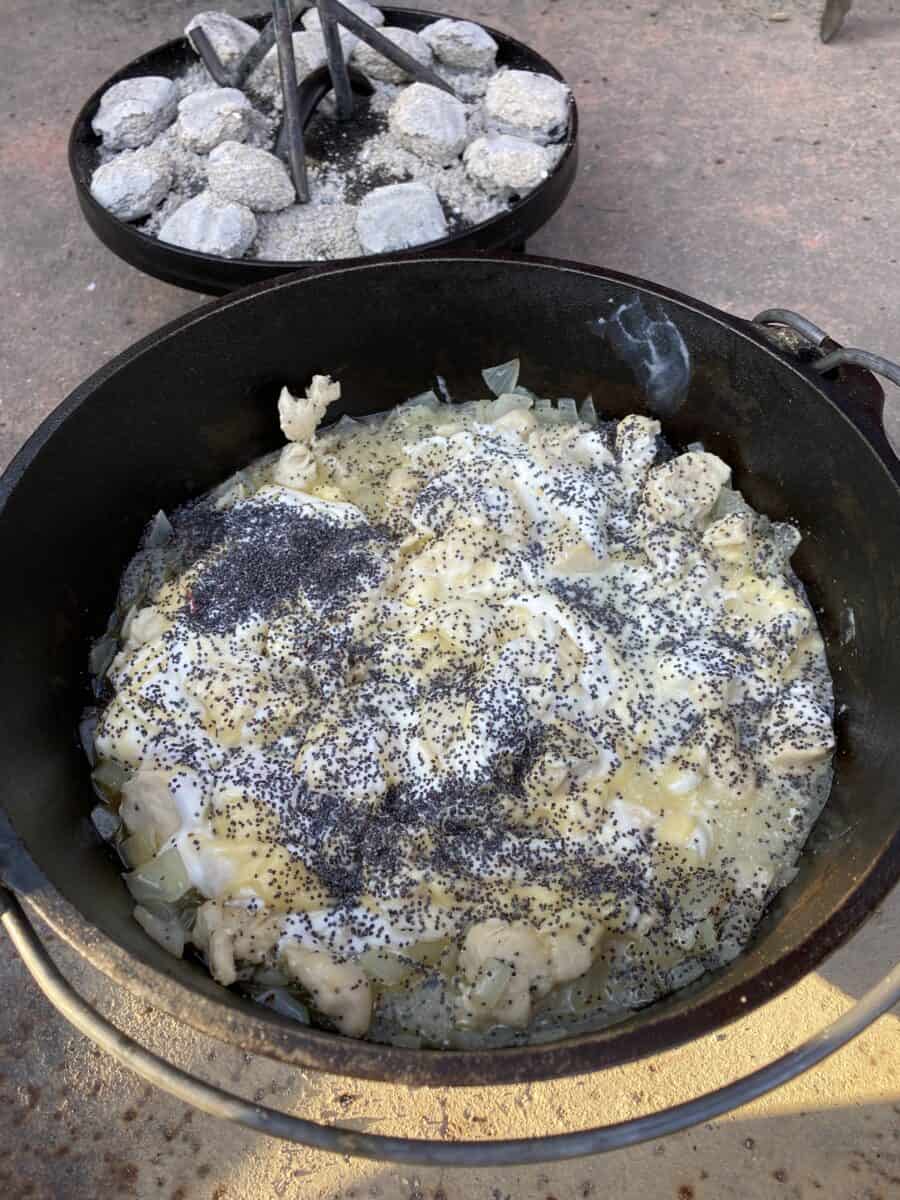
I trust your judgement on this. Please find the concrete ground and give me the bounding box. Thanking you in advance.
[1,1,898,1197]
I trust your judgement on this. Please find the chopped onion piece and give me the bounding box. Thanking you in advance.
[579,395,598,426]
[119,603,138,642]
[117,549,150,614]
[482,359,520,397]
[454,400,484,420]
[90,803,121,843]
[211,470,251,510]
[146,510,174,549]
[138,897,196,934]
[712,487,753,521]
[405,390,440,409]
[89,635,118,682]
[359,948,413,987]
[331,414,361,435]
[256,987,311,1024]
[405,938,451,968]
[144,545,172,595]
[696,917,719,952]
[557,398,579,421]
[125,846,190,903]
[79,710,99,766]
[471,957,512,1007]
[492,393,533,419]
[513,385,537,400]
[759,521,802,573]
[91,758,129,802]
[134,904,185,958]
[119,829,158,868]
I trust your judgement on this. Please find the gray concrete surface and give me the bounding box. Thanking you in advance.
[1,1,898,1198]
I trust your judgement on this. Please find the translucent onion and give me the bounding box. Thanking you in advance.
[144,546,171,596]
[90,803,121,843]
[557,397,579,421]
[482,359,520,397]
[762,521,802,572]
[696,916,719,952]
[405,938,452,968]
[405,390,440,409]
[712,486,753,522]
[358,948,413,987]
[119,604,139,642]
[255,988,311,1024]
[471,957,512,1007]
[91,759,129,803]
[134,903,185,958]
[492,393,533,419]
[579,395,598,426]
[115,554,146,617]
[146,509,174,549]
[331,414,361,434]
[89,634,118,682]
[124,846,191,904]
[119,829,158,868]
[454,400,485,420]
[211,471,251,510]
[79,710,99,766]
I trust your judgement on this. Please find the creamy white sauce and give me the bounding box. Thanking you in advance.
[92,376,834,1046]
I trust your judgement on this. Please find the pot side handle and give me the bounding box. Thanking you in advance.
[2,883,899,1167]
[752,308,900,467]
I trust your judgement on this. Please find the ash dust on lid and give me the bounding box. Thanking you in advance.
[592,296,692,417]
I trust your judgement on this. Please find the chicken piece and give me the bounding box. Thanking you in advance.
[643,452,731,528]
[278,375,340,444]
[274,442,317,491]
[457,916,603,1029]
[615,414,661,478]
[280,943,372,1037]
[761,681,834,769]
[702,512,754,565]
[457,919,553,1028]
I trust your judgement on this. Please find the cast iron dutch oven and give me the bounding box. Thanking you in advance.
[68,9,579,295]
[1,257,898,1163]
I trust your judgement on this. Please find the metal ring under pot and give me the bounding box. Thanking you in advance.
[2,888,898,1165]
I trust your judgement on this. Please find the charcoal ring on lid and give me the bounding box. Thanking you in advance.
[69,8,579,295]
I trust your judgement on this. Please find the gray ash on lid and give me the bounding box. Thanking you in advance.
[171,495,392,633]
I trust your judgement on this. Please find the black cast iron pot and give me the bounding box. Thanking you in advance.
[0,257,898,1160]
[68,9,579,295]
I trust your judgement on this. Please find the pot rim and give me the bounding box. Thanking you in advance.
[2,253,898,1087]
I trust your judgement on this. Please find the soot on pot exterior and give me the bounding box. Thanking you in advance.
[0,256,897,1087]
